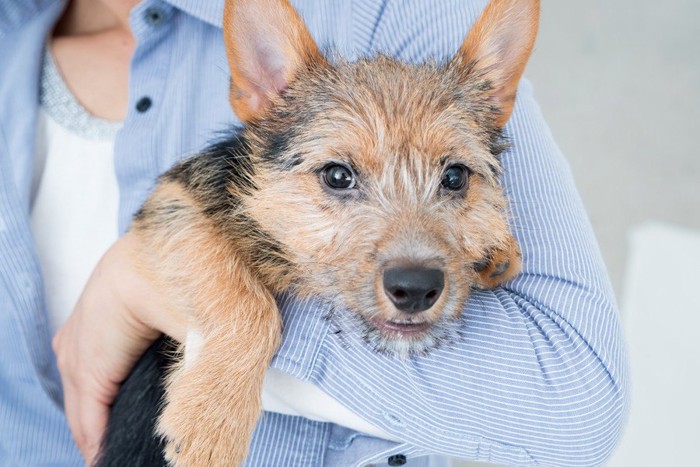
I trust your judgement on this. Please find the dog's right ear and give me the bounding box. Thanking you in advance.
[223,0,325,122]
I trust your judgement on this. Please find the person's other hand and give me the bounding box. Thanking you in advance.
[52,232,188,464]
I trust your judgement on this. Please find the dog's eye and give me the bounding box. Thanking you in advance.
[322,164,355,190]
[441,164,470,191]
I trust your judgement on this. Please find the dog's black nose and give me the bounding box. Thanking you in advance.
[383,267,445,313]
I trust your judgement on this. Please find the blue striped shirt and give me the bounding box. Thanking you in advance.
[0,1,628,466]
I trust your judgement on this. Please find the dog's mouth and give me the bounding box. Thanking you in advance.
[369,317,433,337]
[359,312,459,356]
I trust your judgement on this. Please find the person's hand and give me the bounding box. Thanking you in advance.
[52,232,188,464]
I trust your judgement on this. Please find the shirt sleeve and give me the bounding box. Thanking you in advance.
[270,1,628,466]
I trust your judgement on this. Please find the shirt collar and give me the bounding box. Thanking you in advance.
[163,0,224,28]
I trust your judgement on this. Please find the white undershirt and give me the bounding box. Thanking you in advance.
[31,49,391,441]
[31,108,120,335]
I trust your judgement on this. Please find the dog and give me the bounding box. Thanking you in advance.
[96,0,538,465]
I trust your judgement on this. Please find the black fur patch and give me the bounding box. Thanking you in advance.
[163,131,256,215]
[96,337,175,467]
[251,105,311,171]
[487,127,508,158]
[261,127,295,165]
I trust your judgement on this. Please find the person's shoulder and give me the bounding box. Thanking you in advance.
[0,0,58,39]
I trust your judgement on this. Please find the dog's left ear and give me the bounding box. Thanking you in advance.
[223,0,325,122]
[455,0,540,128]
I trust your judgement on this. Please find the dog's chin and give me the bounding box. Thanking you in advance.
[361,315,460,357]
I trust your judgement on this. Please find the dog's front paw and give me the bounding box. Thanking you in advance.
[473,234,521,290]
[157,377,255,467]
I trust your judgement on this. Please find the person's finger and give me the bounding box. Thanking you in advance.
[78,387,112,464]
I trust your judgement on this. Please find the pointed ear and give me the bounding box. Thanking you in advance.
[456,0,540,127]
[223,0,324,122]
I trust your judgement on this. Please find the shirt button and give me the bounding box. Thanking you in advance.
[387,454,407,466]
[144,7,166,26]
[136,97,152,113]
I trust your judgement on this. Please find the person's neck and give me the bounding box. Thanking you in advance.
[54,0,141,37]
[48,0,141,121]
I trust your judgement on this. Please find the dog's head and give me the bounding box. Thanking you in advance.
[225,0,538,355]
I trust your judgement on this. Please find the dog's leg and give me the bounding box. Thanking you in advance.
[156,269,280,467]
[131,181,282,466]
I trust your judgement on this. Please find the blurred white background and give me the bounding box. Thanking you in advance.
[528,0,700,294]
[456,0,700,465]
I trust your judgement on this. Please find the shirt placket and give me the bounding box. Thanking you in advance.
[116,0,177,234]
